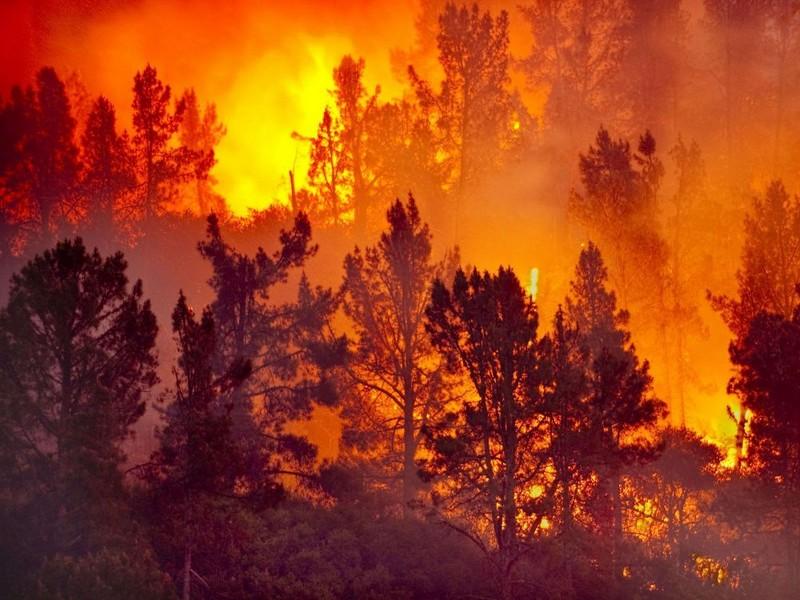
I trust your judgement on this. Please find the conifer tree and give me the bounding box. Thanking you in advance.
[80,96,136,240]
[197,212,345,492]
[129,65,210,225]
[424,266,548,600]
[565,241,665,583]
[0,238,158,591]
[341,195,453,514]
[148,292,250,600]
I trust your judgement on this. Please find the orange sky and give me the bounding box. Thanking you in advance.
[1,0,418,215]
[0,0,741,447]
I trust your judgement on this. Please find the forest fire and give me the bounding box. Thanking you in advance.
[2,1,800,599]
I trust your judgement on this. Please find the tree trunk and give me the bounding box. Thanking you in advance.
[182,544,192,600]
[611,471,623,583]
[402,400,416,518]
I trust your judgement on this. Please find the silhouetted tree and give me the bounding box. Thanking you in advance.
[627,427,721,576]
[570,128,667,312]
[410,3,520,235]
[341,195,454,514]
[178,88,225,216]
[307,107,350,225]
[537,306,592,595]
[129,65,209,225]
[520,0,630,149]
[11,68,81,245]
[565,241,665,583]
[0,238,158,594]
[710,180,800,467]
[147,292,250,600]
[728,295,800,598]
[80,96,136,241]
[197,212,345,494]
[0,84,35,260]
[424,266,548,600]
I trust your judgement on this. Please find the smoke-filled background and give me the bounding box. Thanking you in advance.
[7,1,800,598]
[3,0,785,450]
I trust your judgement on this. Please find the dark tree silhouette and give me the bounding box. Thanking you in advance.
[147,292,250,600]
[129,65,210,225]
[520,0,629,149]
[410,3,521,235]
[80,96,136,240]
[341,195,454,514]
[710,180,800,468]
[565,241,666,583]
[0,238,158,592]
[178,88,225,216]
[12,68,81,244]
[728,295,800,597]
[197,212,345,493]
[424,265,547,600]
[307,106,350,225]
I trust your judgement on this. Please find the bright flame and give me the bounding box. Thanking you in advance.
[529,267,539,300]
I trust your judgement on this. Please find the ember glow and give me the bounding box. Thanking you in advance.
[3,1,800,599]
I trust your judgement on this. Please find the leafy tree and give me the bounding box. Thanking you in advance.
[710,180,800,466]
[128,65,210,225]
[424,266,548,600]
[409,3,522,234]
[727,297,800,598]
[147,292,250,600]
[340,195,454,514]
[80,96,136,241]
[520,0,630,148]
[565,241,666,583]
[197,212,345,494]
[0,238,158,594]
[178,88,225,216]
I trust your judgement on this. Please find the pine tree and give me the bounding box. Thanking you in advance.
[0,238,158,591]
[80,96,136,241]
[565,241,665,583]
[424,266,547,600]
[520,0,630,149]
[23,67,80,243]
[197,212,345,493]
[129,65,210,225]
[148,292,250,600]
[307,107,350,225]
[341,195,454,514]
[178,88,225,216]
[409,3,519,235]
[728,297,800,598]
[0,84,36,260]
[710,180,800,467]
